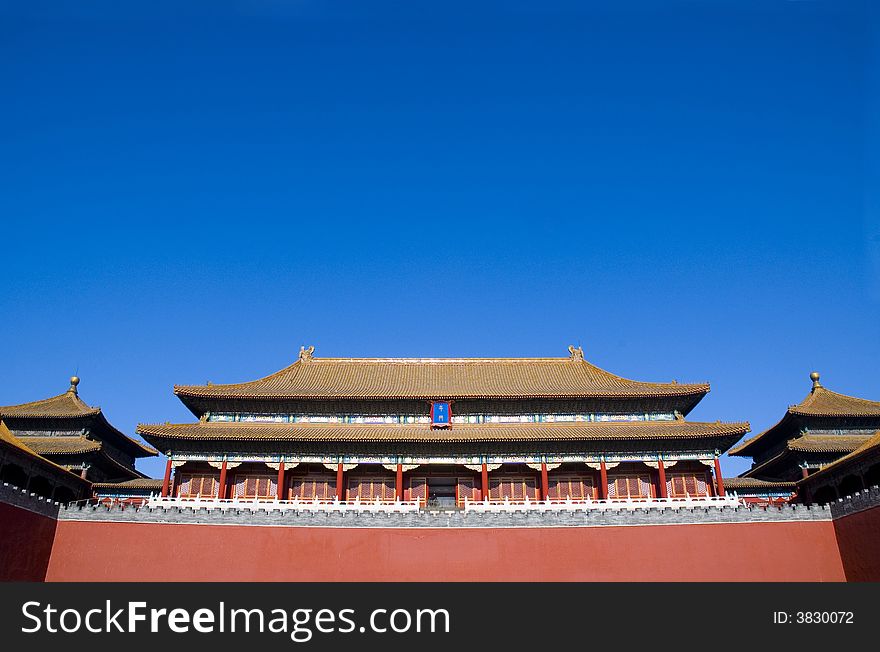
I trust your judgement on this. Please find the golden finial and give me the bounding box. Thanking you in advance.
[68,376,80,394]
[810,371,821,391]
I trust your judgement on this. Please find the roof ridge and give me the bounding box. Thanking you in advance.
[138,419,749,430]
[0,389,101,416]
[172,354,710,398]
[789,384,880,415]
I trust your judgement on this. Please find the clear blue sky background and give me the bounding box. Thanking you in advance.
[1,0,877,479]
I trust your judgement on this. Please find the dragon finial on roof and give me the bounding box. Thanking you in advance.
[568,345,584,361]
[299,345,315,362]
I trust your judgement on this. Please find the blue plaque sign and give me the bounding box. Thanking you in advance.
[431,401,451,427]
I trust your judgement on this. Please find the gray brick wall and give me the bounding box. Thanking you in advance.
[828,484,880,520]
[0,482,62,519]
[56,500,832,529]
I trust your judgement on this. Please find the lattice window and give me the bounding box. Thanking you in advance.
[290,475,337,500]
[666,473,709,497]
[488,476,539,501]
[456,476,480,505]
[232,474,277,499]
[607,474,652,499]
[409,477,427,502]
[348,476,396,502]
[547,475,596,500]
[177,473,219,498]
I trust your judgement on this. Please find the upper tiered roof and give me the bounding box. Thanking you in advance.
[730,373,880,458]
[174,345,710,414]
[0,380,100,419]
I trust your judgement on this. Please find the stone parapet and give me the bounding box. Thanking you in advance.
[58,500,832,528]
[828,484,880,520]
[0,482,62,519]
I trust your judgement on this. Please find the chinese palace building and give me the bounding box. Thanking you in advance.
[0,377,156,487]
[137,345,749,506]
[727,372,880,503]
[5,350,880,583]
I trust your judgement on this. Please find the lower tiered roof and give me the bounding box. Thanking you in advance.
[138,420,748,448]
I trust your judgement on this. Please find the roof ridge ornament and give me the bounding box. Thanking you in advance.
[567,345,584,361]
[810,371,822,392]
[299,345,315,362]
[68,376,80,395]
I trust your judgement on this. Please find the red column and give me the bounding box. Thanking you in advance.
[276,461,286,500]
[80,465,89,480]
[336,463,344,501]
[599,460,608,499]
[540,462,549,501]
[218,460,228,499]
[714,457,725,496]
[396,463,403,500]
[481,463,489,501]
[801,466,809,480]
[161,458,172,497]
[657,459,667,498]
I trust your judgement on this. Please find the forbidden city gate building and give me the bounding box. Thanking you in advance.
[137,346,748,508]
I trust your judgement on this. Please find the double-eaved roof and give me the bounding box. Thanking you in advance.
[139,346,745,455]
[730,375,880,459]
[0,378,156,459]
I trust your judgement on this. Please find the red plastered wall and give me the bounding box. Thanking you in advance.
[833,504,880,581]
[45,519,846,582]
[0,502,58,581]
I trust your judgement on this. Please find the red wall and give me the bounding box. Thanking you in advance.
[834,504,880,581]
[0,502,58,582]
[45,520,846,582]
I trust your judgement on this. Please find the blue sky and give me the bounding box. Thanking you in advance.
[1,0,877,479]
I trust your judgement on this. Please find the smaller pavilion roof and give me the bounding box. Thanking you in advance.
[0,420,90,486]
[91,478,164,490]
[18,436,102,455]
[798,431,880,486]
[729,373,880,457]
[0,379,100,418]
[0,377,157,458]
[722,477,797,492]
[785,434,873,454]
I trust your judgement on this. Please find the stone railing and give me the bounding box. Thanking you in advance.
[138,493,744,513]
[144,495,423,513]
[463,494,744,512]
